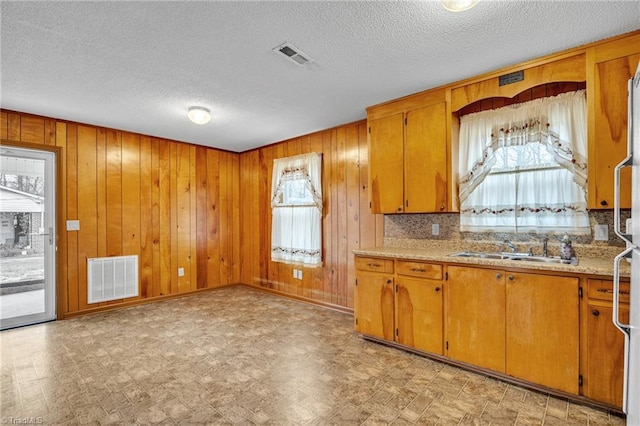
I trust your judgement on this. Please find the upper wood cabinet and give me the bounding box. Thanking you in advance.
[367,90,449,214]
[369,113,404,213]
[365,30,640,214]
[451,53,586,112]
[587,33,640,209]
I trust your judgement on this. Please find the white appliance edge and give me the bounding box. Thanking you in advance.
[614,60,640,425]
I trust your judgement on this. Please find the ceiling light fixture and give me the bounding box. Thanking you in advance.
[187,106,211,125]
[441,0,479,12]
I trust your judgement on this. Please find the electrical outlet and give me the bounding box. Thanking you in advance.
[66,220,80,231]
[298,270,303,280]
[594,224,609,241]
[293,269,297,279]
[178,267,185,277]
[432,223,440,236]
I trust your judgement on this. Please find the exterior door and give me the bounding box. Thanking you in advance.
[0,146,56,330]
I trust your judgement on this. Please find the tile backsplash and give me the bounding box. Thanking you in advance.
[384,210,631,258]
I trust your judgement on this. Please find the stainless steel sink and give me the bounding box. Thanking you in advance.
[449,251,577,265]
[449,251,511,260]
[509,255,575,265]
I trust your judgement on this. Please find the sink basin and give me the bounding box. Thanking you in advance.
[449,251,577,265]
[509,255,575,265]
[449,251,511,260]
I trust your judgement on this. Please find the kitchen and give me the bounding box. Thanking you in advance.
[1,1,639,424]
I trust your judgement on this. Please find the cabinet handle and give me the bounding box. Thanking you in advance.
[410,268,426,273]
[496,273,502,279]
[386,279,392,284]
[600,200,608,206]
[397,206,403,212]
[440,204,445,211]
[367,263,381,268]
[508,275,515,281]
[592,309,600,317]
[596,288,630,295]
[434,287,441,292]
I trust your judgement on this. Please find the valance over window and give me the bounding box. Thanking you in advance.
[458,90,590,234]
[271,152,322,266]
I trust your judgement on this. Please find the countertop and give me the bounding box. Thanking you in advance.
[353,244,632,278]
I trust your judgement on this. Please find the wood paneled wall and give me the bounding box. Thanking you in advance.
[238,121,383,310]
[1,110,240,317]
[1,110,382,315]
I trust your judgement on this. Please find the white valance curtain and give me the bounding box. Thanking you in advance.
[458,90,590,234]
[271,152,322,266]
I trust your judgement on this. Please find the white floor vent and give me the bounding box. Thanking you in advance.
[88,255,138,304]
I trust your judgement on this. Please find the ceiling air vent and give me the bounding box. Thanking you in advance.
[273,42,312,66]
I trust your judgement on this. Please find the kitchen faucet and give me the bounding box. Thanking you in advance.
[504,240,517,253]
[542,237,549,257]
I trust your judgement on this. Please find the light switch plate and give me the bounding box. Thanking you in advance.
[178,267,185,277]
[66,220,80,231]
[594,224,609,241]
[431,223,440,236]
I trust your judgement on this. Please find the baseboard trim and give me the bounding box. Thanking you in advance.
[61,284,240,319]
[241,282,354,315]
[60,282,353,319]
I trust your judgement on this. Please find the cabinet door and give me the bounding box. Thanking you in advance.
[369,114,404,213]
[446,266,506,373]
[591,52,640,209]
[396,277,443,355]
[506,273,579,394]
[584,302,629,407]
[405,103,448,213]
[354,272,394,340]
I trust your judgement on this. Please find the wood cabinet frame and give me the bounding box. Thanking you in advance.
[366,29,640,214]
[355,254,630,412]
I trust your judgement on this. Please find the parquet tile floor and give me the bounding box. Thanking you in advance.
[0,286,625,425]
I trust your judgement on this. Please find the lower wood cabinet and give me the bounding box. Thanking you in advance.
[355,257,444,354]
[505,272,579,394]
[395,260,444,355]
[353,270,394,341]
[583,279,630,407]
[447,266,506,372]
[447,265,579,394]
[354,255,625,409]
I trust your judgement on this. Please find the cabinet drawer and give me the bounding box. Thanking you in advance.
[355,257,394,273]
[587,279,630,303]
[397,260,442,280]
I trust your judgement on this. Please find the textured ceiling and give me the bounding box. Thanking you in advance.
[1,1,639,152]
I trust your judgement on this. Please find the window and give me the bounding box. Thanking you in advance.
[271,152,322,266]
[458,90,589,234]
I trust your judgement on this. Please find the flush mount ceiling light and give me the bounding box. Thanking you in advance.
[441,0,479,12]
[187,106,211,125]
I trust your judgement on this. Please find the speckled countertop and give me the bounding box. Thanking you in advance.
[354,240,632,278]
